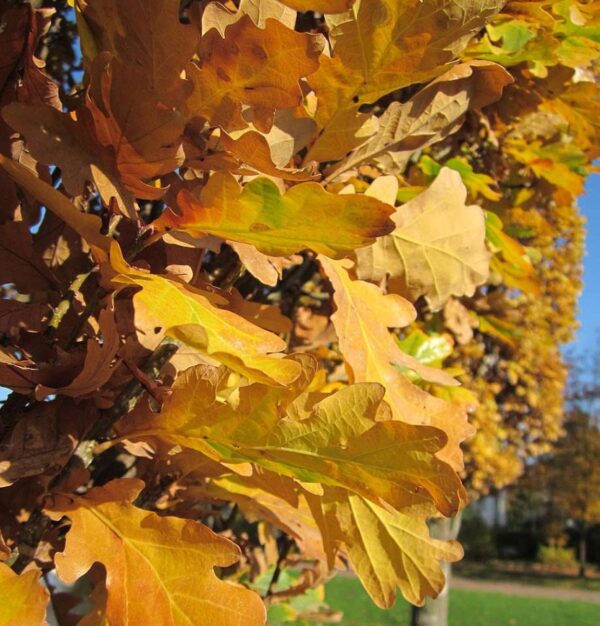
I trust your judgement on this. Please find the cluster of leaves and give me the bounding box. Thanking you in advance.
[418,0,597,494]
[0,0,596,624]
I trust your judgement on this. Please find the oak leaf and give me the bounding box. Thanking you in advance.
[317,490,463,608]
[110,244,301,386]
[319,256,472,472]
[46,479,266,626]
[3,53,184,219]
[187,15,322,131]
[279,1,355,12]
[0,301,48,339]
[34,308,120,400]
[0,564,49,626]
[355,168,491,310]
[326,61,513,179]
[0,154,109,252]
[229,241,301,287]
[195,471,328,562]
[120,365,465,515]
[155,171,394,258]
[220,131,318,181]
[0,221,56,293]
[306,0,504,160]
[0,398,92,487]
[77,0,199,106]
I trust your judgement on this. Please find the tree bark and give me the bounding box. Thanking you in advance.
[410,514,461,626]
[579,522,587,578]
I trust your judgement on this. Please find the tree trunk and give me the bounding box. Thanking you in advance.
[579,523,587,578]
[410,514,461,626]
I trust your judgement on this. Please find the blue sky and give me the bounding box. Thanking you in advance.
[572,174,600,353]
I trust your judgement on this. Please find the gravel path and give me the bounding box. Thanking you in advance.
[452,576,600,604]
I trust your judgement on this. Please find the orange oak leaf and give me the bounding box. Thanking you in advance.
[186,15,322,131]
[46,478,266,626]
[34,307,120,400]
[0,398,92,488]
[155,171,394,258]
[3,52,184,220]
[0,563,49,626]
[77,0,199,106]
[229,241,301,286]
[220,130,318,181]
[0,221,56,293]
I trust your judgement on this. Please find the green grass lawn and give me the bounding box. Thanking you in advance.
[454,561,600,592]
[324,576,600,626]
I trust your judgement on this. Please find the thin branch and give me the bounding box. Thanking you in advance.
[11,340,178,574]
[46,270,92,335]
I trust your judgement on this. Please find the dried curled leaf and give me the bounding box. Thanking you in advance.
[326,60,513,179]
[47,479,266,626]
[0,154,109,252]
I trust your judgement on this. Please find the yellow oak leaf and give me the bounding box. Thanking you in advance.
[316,490,463,608]
[46,479,266,626]
[325,61,513,179]
[154,171,394,258]
[355,168,491,310]
[109,243,301,386]
[279,0,355,12]
[186,15,322,131]
[119,364,465,516]
[319,256,472,472]
[195,470,328,562]
[306,0,503,161]
[0,564,49,626]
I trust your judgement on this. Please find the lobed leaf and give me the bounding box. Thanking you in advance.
[47,479,266,626]
[0,564,49,626]
[306,0,504,160]
[355,168,491,310]
[154,171,395,258]
[317,491,463,608]
[187,15,322,131]
[319,256,472,472]
[110,244,301,386]
[119,365,465,516]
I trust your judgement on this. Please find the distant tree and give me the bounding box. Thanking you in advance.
[527,407,600,577]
